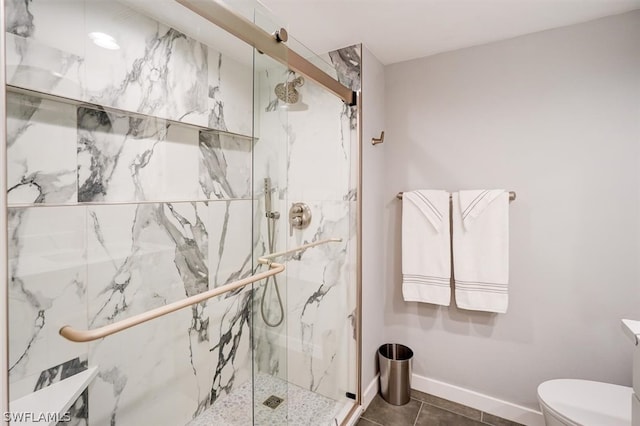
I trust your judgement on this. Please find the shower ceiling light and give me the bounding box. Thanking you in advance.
[88,32,120,50]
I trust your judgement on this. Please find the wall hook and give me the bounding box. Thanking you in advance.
[371,131,384,146]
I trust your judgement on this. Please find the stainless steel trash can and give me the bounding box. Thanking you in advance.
[378,343,413,405]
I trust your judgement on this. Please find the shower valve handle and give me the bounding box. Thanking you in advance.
[289,202,312,236]
[290,217,302,236]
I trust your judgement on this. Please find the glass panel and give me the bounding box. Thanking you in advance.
[252,44,291,426]
[281,39,359,425]
[5,0,358,424]
[5,0,256,425]
[252,6,359,423]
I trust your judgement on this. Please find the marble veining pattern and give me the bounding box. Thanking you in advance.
[199,132,252,200]
[329,45,361,193]
[35,356,88,391]
[208,200,253,293]
[7,206,88,400]
[86,200,253,425]
[285,201,354,400]
[35,356,89,426]
[84,0,208,126]
[7,93,78,204]
[6,1,360,424]
[328,45,361,93]
[77,108,201,203]
[6,0,85,99]
[86,202,209,330]
[6,0,253,134]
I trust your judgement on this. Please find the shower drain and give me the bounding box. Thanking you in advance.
[263,395,284,409]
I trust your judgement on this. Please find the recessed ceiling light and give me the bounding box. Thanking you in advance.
[88,32,120,50]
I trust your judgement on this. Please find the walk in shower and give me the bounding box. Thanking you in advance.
[1,0,361,424]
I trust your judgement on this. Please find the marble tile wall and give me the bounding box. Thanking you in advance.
[6,1,255,425]
[6,0,361,424]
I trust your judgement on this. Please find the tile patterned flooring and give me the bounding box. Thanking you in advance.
[357,390,524,426]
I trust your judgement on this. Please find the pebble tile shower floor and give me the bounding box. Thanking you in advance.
[188,373,343,425]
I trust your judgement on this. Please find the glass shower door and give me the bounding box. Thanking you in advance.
[5,0,258,424]
[252,11,360,424]
[4,0,358,424]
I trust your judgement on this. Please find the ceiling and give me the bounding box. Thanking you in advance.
[257,0,640,65]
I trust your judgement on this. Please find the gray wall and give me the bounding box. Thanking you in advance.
[382,10,640,409]
[361,45,387,395]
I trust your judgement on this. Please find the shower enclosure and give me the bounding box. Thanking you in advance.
[1,0,361,424]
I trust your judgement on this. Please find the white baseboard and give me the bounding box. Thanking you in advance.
[363,374,379,410]
[411,373,545,426]
[362,373,380,410]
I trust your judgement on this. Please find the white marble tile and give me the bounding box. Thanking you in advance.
[328,45,360,197]
[256,65,355,202]
[77,108,200,202]
[252,197,289,381]
[88,307,200,426]
[88,295,249,425]
[7,93,78,204]
[327,45,361,93]
[253,53,360,399]
[253,68,289,200]
[286,79,352,201]
[85,201,254,424]
[86,203,208,327]
[205,49,253,135]
[177,291,255,420]
[84,0,208,125]
[284,200,354,401]
[254,67,296,214]
[204,292,253,406]
[199,132,252,200]
[208,200,253,290]
[86,202,210,424]
[8,206,88,398]
[5,0,85,99]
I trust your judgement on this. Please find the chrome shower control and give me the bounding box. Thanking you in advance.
[289,202,311,236]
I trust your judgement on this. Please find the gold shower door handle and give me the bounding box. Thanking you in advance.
[59,262,285,343]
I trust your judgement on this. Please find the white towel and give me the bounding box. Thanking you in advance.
[402,190,451,305]
[452,190,509,313]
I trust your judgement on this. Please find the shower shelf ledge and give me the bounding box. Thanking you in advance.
[6,84,257,142]
[9,366,98,425]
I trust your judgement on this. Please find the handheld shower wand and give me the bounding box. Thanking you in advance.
[261,178,284,327]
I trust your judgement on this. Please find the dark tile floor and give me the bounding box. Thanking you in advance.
[357,390,524,426]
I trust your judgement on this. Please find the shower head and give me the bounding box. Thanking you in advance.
[274,75,304,104]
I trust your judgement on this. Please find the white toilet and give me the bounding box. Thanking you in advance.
[537,319,640,426]
[537,379,632,426]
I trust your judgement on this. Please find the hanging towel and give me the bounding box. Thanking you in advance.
[402,190,451,305]
[452,190,509,313]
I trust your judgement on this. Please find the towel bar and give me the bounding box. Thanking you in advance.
[397,191,516,201]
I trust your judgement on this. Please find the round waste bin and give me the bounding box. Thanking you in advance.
[378,343,413,405]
